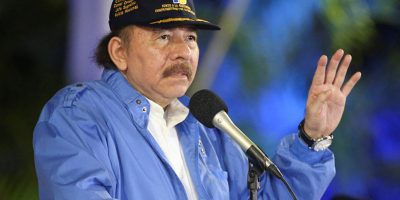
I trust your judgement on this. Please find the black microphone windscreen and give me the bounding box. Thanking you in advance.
[189,89,228,128]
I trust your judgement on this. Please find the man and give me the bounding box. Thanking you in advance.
[33,0,361,199]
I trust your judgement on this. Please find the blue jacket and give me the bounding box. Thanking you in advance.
[33,69,335,200]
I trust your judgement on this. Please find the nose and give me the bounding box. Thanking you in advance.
[169,39,191,61]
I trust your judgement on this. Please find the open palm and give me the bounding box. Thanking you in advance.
[304,49,362,139]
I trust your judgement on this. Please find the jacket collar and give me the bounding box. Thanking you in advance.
[101,69,198,124]
[102,69,143,105]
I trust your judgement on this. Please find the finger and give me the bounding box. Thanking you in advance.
[325,49,344,84]
[333,54,352,87]
[342,72,362,96]
[311,55,328,86]
[310,89,332,114]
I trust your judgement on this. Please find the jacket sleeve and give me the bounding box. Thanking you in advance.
[33,104,118,200]
[218,131,335,200]
[260,134,335,200]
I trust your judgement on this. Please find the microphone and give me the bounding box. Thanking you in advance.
[189,89,283,179]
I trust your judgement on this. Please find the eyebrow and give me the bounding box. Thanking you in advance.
[151,27,167,33]
[151,27,197,34]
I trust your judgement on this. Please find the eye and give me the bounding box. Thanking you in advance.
[160,34,169,40]
[188,35,197,42]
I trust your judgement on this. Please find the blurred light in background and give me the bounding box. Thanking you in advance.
[67,0,110,82]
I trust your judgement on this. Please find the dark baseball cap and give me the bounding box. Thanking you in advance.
[109,0,220,31]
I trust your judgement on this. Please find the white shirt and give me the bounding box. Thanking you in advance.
[146,98,198,200]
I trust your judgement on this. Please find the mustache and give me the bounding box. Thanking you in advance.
[162,63,193,80]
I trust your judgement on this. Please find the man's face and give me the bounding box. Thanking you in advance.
[122,26,199,107]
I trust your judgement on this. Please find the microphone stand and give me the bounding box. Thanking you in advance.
[247,161,263,200]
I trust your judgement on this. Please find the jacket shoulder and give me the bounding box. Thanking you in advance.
[38,81,108,121]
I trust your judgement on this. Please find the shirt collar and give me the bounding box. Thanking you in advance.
[147,97,189,129]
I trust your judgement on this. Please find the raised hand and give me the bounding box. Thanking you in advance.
[304,49,362,139]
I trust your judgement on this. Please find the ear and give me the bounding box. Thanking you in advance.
[108,36,128,71]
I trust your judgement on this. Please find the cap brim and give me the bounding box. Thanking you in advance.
[146,18,220,30]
